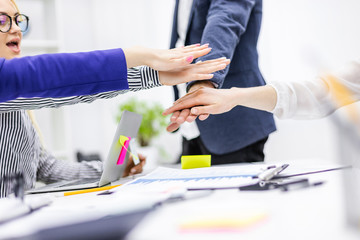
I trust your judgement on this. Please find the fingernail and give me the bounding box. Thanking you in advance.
[186,56,194,62]
[131,168,137,173]
[192,108,198,114]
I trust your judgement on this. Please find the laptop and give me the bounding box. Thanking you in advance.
[27,110,142,194]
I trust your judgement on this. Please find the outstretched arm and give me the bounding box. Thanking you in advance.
[166,0,258,131]
[189,0,257,88]
[0,49,128,102]
[164,59,360,123]
[165,85,277,116]
[0,44,216,102]
[163,85,277,132]
[0,58,229,112]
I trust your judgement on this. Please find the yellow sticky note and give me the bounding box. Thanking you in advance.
[181,155,211,169]
[119,135,129,145]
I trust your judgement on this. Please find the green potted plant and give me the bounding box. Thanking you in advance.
[116,98,168,147]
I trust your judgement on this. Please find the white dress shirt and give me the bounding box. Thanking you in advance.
[175,0,193,49]
[175,0,200,140]
[270,59,360,119]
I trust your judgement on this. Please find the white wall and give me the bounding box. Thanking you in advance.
[18,0,360,165]
[260,0,360,164]
[58,0,179,164]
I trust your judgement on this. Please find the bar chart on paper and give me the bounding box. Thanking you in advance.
[120,165,268,191]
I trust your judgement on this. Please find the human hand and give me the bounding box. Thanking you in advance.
[164,87,238,116]
[158,57,230,86]
[124,44,212,70]
[122,153,146,177]
[165,82,230,132]
[163,85,278,129]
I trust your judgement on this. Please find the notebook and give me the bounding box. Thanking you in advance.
[27,110,142,194]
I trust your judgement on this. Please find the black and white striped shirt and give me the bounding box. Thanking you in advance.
[0,67,160,198]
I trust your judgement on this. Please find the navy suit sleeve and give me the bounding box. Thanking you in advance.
[0,48,128,102]
[195,0,256,88]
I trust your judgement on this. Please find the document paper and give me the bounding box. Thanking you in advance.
[120,165,267,191]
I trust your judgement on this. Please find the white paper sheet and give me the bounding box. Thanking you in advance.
[117,164,272,191]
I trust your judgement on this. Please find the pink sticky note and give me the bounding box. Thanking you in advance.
[117,136,131,165]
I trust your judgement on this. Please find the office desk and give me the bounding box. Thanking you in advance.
[125,168,359,240]
[0,163,359,240]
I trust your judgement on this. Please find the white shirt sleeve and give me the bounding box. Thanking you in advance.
[270,59,360,119]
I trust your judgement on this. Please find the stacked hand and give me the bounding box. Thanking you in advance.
[124,43,233,132]
[124,44,230,86]
[124,44,211,70]
[163,83,237,132]
[163,85,278,132]
[159,57,230,86]
[141,44,212,71]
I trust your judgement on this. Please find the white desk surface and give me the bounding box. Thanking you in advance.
[0,162,359,240]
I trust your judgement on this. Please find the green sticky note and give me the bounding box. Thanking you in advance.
[181,155,211,169]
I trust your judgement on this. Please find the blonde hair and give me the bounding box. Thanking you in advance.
[10,0,20,13]
[8,1,42,146]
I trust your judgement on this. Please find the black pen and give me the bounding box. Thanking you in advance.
[280,180,325,192]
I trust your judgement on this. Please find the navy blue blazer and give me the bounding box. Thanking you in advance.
[0,49,128,102]
[171,0,276,155]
